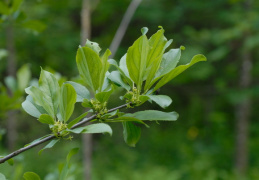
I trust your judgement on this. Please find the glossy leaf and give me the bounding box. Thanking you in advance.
[39,69,60,116]
[23,172,41,180]
[22,95,47,118]
[59,84,77,122]
[108,71,131,91]
[123,110,178,121]
[67,112,88,129]
[67,123,112,136]
[38,139,60,155]
[126,30,149,88]
[76,46,102,92]
[153,54,207,92]
[59,148,79,180]
[64,81,90,102]
[38,114,55,125]
[146,95,172,108]
[122,122,141,147]
[17,64,31,91]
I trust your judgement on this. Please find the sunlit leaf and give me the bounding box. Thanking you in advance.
[95,86,113,103]
[64,81,90,102]
[22,95,47,118]
[38,114,55,125]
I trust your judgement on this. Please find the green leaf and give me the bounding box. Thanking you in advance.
[85,40,101,54]
[39,69,60,116]
[59,148,79,180]
[0,173,7,180]
[4,76,17,93]
[122,122,141,147]
[22,20,46,33]
[67,112,88,129]
[22,95,48,118]
[126,32,149,89]
[59,84,77,122]
[111,116,147,126]
[67,123,112,136]
[17,64,31,91]
[123,110,178,121]
[38,114,55,125]
[23,172,41,180]
[146,95,172,108]
[0,2,10,15]
[141,27,148,35]
[7,158,14,166]
[11,0,23,13]
[108,71,131,91]
[81,98,92,108]
[76,46,102,92]
[144,27,167,90]
[25,86,55,117]
[99,49,111,92]
[153,54,207,92]
[38,139,59,155]
[95,87,113,103]
[145,48,182,91]
[64,81,90,102]
[24,134,52,147]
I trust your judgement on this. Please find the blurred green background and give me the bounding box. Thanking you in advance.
[1,0,259,179]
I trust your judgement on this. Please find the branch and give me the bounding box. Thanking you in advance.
[0,103,128,164]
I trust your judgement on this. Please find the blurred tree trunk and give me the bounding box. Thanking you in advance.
[6,22,17,151]
[81,0,92,179]
[234,0,252,174]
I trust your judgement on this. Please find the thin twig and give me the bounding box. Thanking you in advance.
[0,103,128,164]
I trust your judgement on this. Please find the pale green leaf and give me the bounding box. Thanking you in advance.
[67,123,112,136]
[99,49,111,92]
[38,114,55,125]
[76,46,102,92]
[0,173,6,180]
[38,139,59,155]
[126,33,149,88]
[4,76,17,93]
[65,81,90,102]
[39,69,60,116]
[81,98,92,108]
[122,122,141,147]
[146,95,172,108]
[67,112,88,129]
[23,172,41,180]
[17,64,31,91]
[25,86,55,117]
[59,148,79,180]
[111,116,147,126]
[85,40,101,54]
[108,71,131,91]
[123,110,178,121]
[153,54,207,92]
[95,87,113,103]
[22,95,47,118]
[59,84,77,122]
[141,27,148,35]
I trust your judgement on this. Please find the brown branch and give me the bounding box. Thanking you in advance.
[0,103,128,164]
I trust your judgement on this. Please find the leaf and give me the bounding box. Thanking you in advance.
[22,20,46,33]
[145,48,182,91]
[0,173,7,180]
[64,81,90,102]
[108,71,131,91]
[22,95,48,118]
[67,112,88,129]
[11,0,23,13]
[146,95,172,108]
[17,64,31,91]
[59,84,77,122]
[38,114,55,125]
[111,116,147,126]
[126,31,149,88]
[123,110,179,121]
[85,40,101,54]
[76,46,102,92]
[38,139,60,155]
[7,158,14,166]
[25,86,55,117]
[81,98,92,108]
[23,172,41,180]
[59,148,79,180]
[99,49,111,92]
[0,2,10,15]
[122,122,141,147]
[95,87,113,103]
[4,76,17,93]
[39,69,60,116]
[24,134,52,147]
[67,123,112,136]
[153,54,207,92]
[144,27,167,90]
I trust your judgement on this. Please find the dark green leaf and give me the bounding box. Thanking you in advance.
[65,81,90,102]
[23,172,41,180]
[38,139,59,155]
[122,122,141,147]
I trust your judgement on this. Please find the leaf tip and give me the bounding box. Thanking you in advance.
[141,27,148,35]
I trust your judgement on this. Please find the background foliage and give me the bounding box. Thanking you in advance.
[1,0,259,179]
